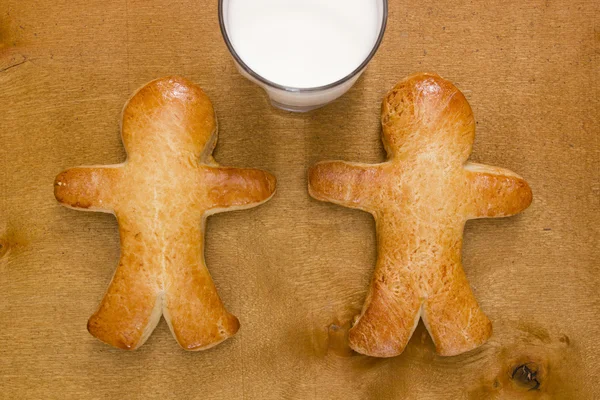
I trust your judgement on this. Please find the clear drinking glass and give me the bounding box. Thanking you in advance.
[218,0,388,112]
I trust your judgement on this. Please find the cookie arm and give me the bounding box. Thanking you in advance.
[203,167,276,211]
[464,163,532,219]
[308,161,382,212]
[54,166,122,212]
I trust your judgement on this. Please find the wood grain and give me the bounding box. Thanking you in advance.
[0,0,598,399]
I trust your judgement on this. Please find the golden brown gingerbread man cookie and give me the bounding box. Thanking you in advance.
[309,73,532,357]
[55,76,276,351]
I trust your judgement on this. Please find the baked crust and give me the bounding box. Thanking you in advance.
[309,73,532,357]
[55,76,276,351]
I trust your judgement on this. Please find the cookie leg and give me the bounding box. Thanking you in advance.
[163,264,240,351]
[422,267,492,356]
[348,275,422,357]
[87,255,162,350]
[162,227,239,351]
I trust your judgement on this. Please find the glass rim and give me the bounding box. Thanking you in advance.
[218,0,389,93]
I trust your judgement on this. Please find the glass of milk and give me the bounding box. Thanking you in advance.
[219,0,388,112]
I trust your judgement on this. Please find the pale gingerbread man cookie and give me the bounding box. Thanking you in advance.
[309,73,532,357]
[55,76,276,351]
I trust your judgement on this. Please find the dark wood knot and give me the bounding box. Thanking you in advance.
[512,363,540,391]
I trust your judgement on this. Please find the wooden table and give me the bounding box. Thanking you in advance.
[1,1,598,398]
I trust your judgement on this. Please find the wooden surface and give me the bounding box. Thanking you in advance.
[0,0,598,399]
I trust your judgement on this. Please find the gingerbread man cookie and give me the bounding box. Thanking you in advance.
[55,76,276,351]
[309,73,532,357]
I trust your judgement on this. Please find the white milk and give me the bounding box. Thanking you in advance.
[225,0,381,89]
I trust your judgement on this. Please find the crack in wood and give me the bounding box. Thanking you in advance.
[0,57,27,73]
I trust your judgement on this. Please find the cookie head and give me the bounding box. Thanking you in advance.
[381,73,475,163]
[121,76,217,159]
